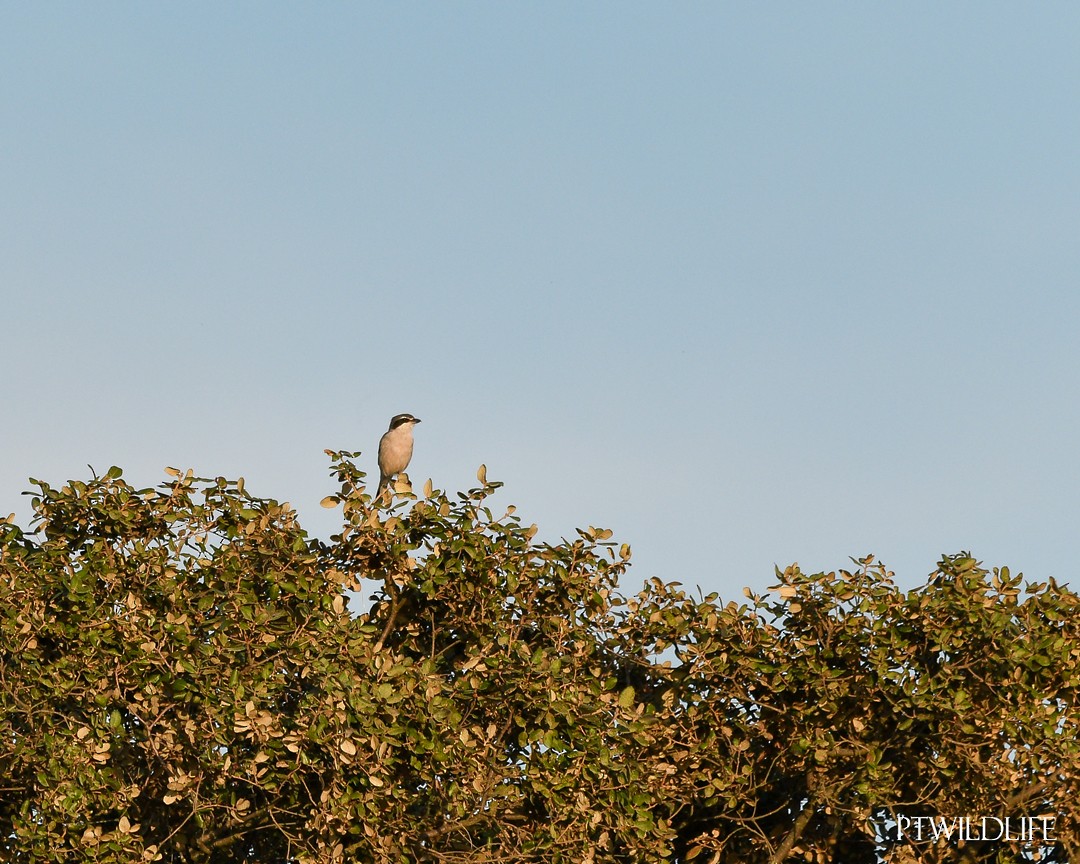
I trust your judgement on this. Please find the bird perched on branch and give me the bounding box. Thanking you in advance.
[377,413,421,496]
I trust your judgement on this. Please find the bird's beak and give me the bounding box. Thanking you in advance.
[413,418,421,423]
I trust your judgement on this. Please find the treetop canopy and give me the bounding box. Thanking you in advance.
[0,453,1076,863]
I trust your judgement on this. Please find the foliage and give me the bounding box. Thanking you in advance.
[0,453,1077,863]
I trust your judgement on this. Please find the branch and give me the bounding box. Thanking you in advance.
[374,579,402,654]
[768,796,817,864]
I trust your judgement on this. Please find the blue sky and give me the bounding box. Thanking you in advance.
[3,4,1079,601]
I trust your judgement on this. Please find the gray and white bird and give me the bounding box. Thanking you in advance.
[377,413,421,495]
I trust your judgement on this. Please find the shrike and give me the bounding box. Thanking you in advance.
[377,413,421,495]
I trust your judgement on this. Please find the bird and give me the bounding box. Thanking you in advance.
[377,413,421,496]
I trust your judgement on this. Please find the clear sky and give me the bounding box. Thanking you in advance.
[3,4,1079,601]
